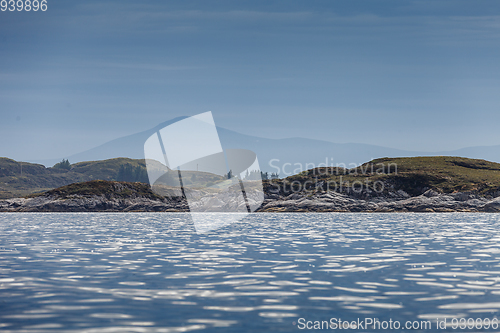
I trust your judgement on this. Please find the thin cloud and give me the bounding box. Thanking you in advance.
[95,62,197,71]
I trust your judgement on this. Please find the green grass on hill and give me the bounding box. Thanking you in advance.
[70,158,146,180]
[362,156,500,195]
[3,156,500,199]
[269,156,500,197]
[0,157,149,199]
[41,180,163,200]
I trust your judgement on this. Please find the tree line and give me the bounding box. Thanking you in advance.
[116,164,149,183]
[53,159,71,170]
[228,170,279,180]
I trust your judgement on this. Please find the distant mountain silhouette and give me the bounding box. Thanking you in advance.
[33,117,500,176]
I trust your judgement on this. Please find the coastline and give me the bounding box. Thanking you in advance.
[2,186,500,213]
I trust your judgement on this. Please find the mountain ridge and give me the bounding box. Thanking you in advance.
[27,117,500,173]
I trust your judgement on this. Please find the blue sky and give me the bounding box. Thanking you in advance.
[1,0,500,161]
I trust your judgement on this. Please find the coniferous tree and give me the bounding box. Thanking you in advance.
[53,159,71,170]
[117,164,148,183]
[133,165,149,183]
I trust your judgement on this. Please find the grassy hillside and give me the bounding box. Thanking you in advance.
[0,157,148,199]
[363,156,500,195]
[266,156,500,197]
[42,180,163,200]
[3,156,500,200]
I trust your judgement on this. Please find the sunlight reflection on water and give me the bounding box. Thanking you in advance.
[0,213,499,332]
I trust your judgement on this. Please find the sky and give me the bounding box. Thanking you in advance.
[1,0,500,161]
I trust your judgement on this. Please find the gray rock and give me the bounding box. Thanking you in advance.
[423,189,440,198]
[0,194,187,212]
[3,186,500,213]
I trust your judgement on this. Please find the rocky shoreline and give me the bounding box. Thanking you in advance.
[258,189,500,212]
[3,156,500,213]
[0,194,189,213]
[1,181,500,213]
[0,181,189,213]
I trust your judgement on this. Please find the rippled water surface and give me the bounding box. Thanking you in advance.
[1,213,500,332]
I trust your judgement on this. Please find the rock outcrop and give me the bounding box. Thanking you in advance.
[3,175,500,213]
[258,189,498,212]
[0,181,188,212]
[1,181,500,213]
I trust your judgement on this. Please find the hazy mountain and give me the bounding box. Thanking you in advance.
[33,117,500,176]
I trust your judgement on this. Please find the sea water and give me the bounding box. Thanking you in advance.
[0,213,499,332]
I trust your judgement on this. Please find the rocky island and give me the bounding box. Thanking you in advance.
[2,156,500,212]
